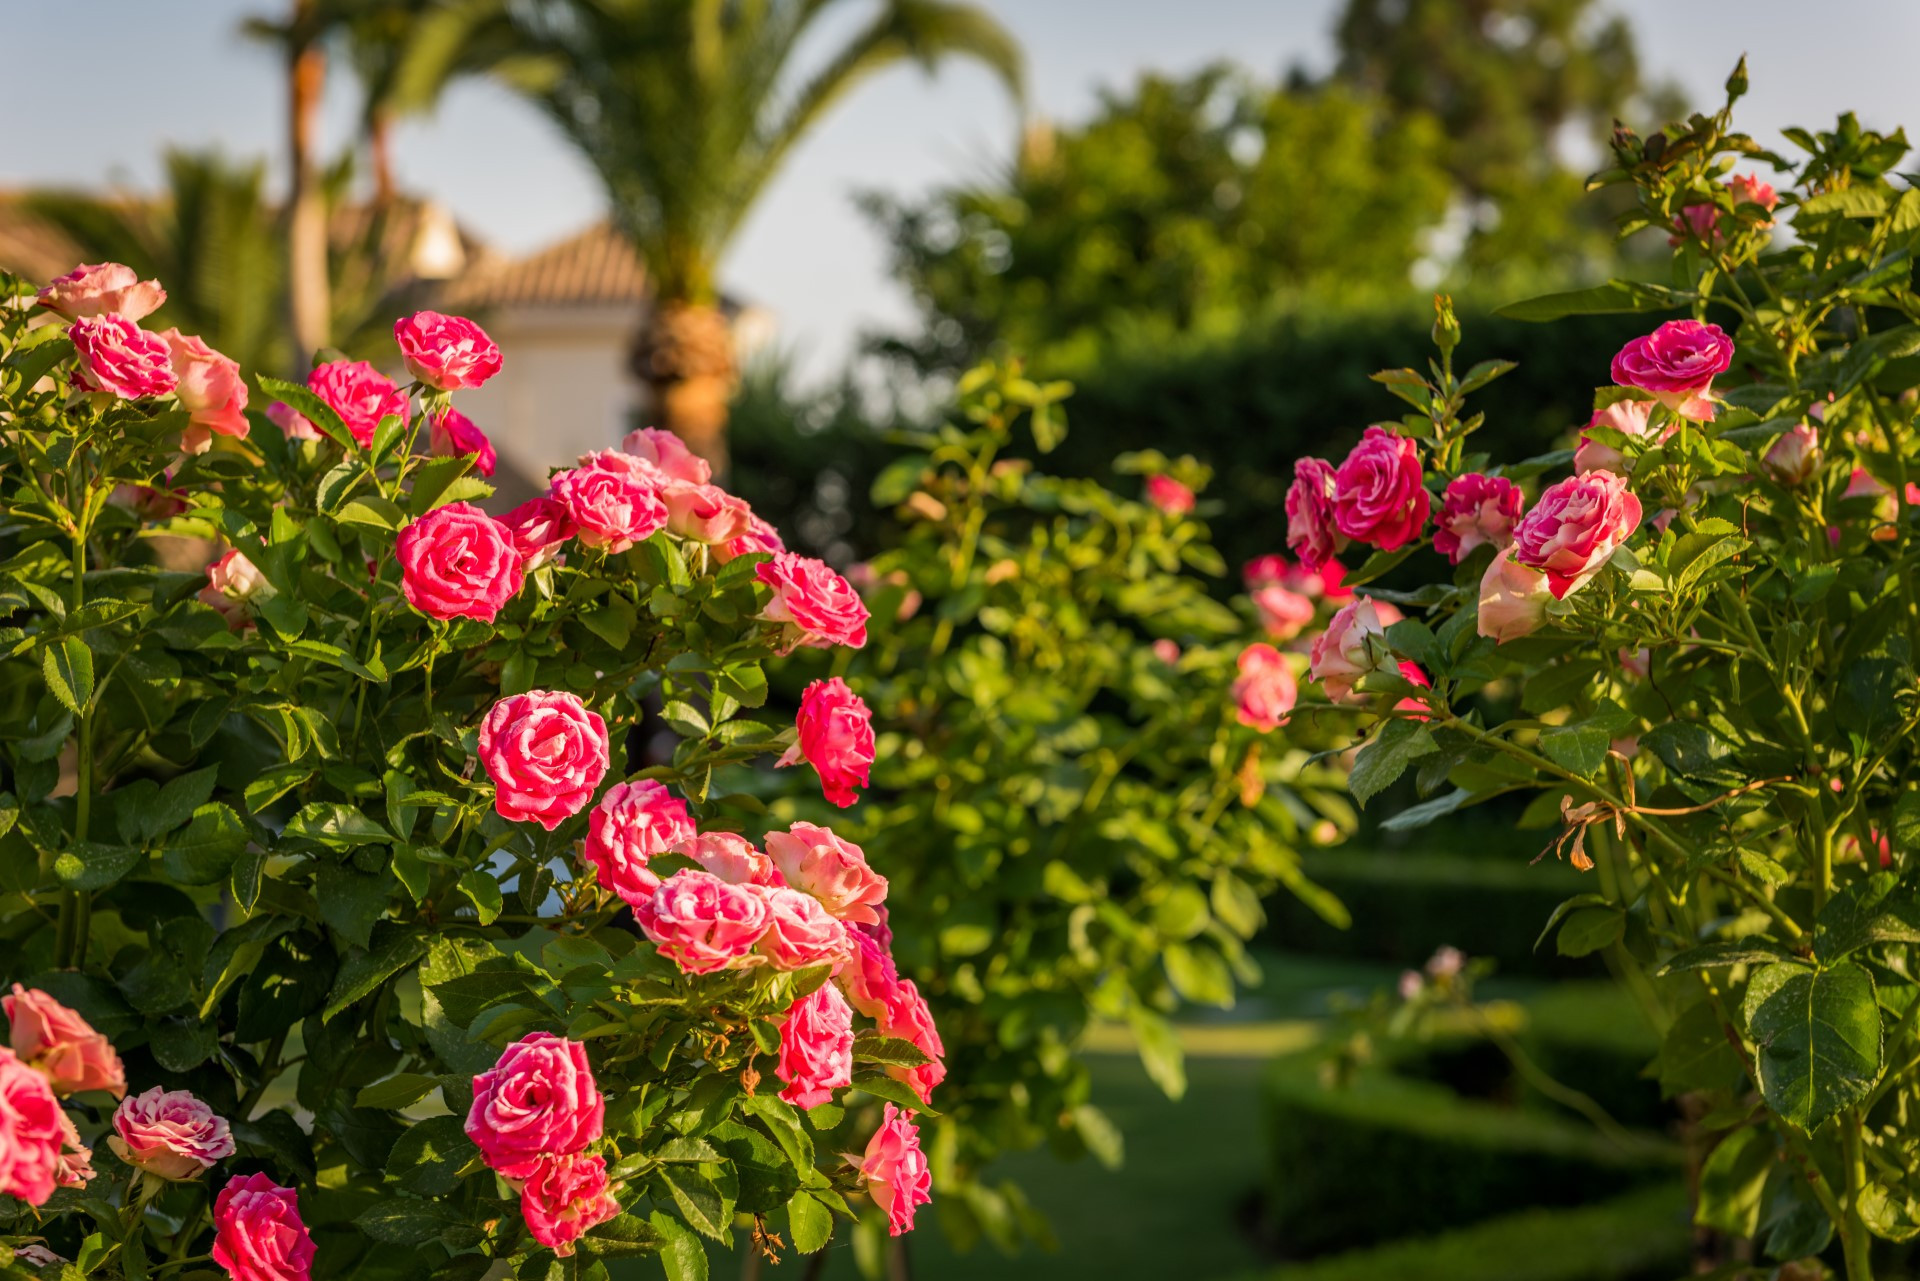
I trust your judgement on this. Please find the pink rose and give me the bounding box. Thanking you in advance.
[1332,426,1429,551]
[776,677,874,808]
[716,514,786,564]
[549,465,667,554]
[1433,473,1523,564]
[1285,457,1347,570]
[68,314,177,400]
[764,823,887,925]
[520,1154,621,1257]
[0,1049,63,1206]
[4,985,124,1098]
[1251,583,1315,641]
[393,310,502,391]
[1610,320,1733,420]
[1152,638,1182,664]
[479,691,610,829]
[1308,598,1390,702]
[1232,643,1298,732]
[859,1104,932,1237]
[308,360,409,447]
[662,482,753,544]
[1670,202,1723,245]
[1731,173,1779,214]
[108,1087,233,1180]
[1764,423,1821,485]
[160,330,249,453]
[1512,470,1644,599]
[637,870,771,975]
[37,262,165,321]
[397,502,523,623]
[199,550,272,629]
[212,1173,316,1281]
[878,980,946,1104]
[677,832,782,887]
[622,427,711,485]
[757,553,869,649]
[581,780,695,907]
[429,407,497,476]
[54,1110,93,1189]
[1575,399,1661,475]
[1477,552,1553,643]
[465,1032,605,1180]
[500,496,577,569]
[266,401,321,442]
[757,886,853,970]
[14,1245,64,1268]
[775,983,854,1110]
[1145,475,1195,515]
[835,930,900,1020]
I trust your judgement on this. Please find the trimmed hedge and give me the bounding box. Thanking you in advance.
[1522,980,1666,1130]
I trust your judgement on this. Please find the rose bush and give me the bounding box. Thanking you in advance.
[0,266,961,1280]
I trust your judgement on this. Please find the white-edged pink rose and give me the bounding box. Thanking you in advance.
[38,263,165,321]
[621,427,711,485]
[1511,470,1643,599]
[637,869,772,974]
[1308,598,1390,702]
[581,780,695,907]
[1477,552,1553,643]
[764,822,887,925]
[109,1087,233,1181]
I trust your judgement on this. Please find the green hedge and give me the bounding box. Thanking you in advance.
[1242,1182,1691,1281]
[1522,981,1666,1130]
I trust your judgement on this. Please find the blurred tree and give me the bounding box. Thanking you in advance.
[242,0,334,369]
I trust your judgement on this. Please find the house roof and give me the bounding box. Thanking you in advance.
[0,193,86,284]
[441,221,648,310]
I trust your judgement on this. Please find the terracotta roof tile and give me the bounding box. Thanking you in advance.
[443,221,648,309]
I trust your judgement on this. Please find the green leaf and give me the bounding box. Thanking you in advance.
[256,375,359,453]
[1495,280,1680,322]
[1534,893,1613,951]
[53,842,143,891]
[851,1033,932,1068]
[456,871,503,925]
[1348,718,1438,807]
[316,861,394,949]
[337,496,408,533]
[786,1192,834,1254]
[1743,960,1883,1132]
[1815,873,1920,962]
[354,1200,469,1245]
[870,455,930,506]
[143,766,221,842]
[154,803,247,886]
[41,636,93,713]
[325,932,430,1022]
[1555,905,1626,957]
[1126,1007,1185,1100]
[1694,1125,1771,1237]
[1657,938,1795,975]
[245,765,314,812]
[1538,723,1611,777]
[284,803,393,848]
[387,1113,477,1198]
[355,1072,440,1111]
[655,1164,731,1240]
[1654,1000,1748,1098]
[649,1211,708,1281]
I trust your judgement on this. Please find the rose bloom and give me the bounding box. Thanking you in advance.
[860,1104,932,1237]
[68,314,177,400]
[1764,423,1821,485]
[835,929,900,1020]
[465,1032,605,1180]
[429,407,497,476]
[266,400,322,442]
[764,822,887,925]
[1512,470,1644,599]
[1285,457,1347,570]
[4,985,125,1098]
[549,465,667,554]
[879,979,947,1105]
[397,502,523,623]
[757,553,870,648]
[622,426,711,485]
[1232,643,1298,732]
[109,1087,233,1180]
[500,495,577,569]
[1670,202,1723,245]
[37,262,165,321]
[580,780,695,908]
[716,513,785,564]
[637,869,772,975]
[1309,598,1391,702]
[1152,638,1182,665]
[160,330,249,453]
[308,359,410,447]
[1574,399,1661,475]
[14,1245,64,1269]
[1145,475,1195,515]
[199,550,272,629]
[757,886,853,970]
[1610,320,1734,421]
[677,832,782,887]
[212,1173,316,1281]
[1250,583,1315,641]
[54,1110,94,1189]
[1477,552,1553,643]
[393,310,502,390]
[1433,473,1523,565]
[478,691,610,829]
[0,1048,64,1206]
[662,482,754,544]
[1332,426,1430,551]
[1731,172,1779,216]
[776,677,875,808]
[776,983,854,1110]
[521,1153,621,1257]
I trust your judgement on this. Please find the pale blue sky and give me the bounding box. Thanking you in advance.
[5,1,1919,379]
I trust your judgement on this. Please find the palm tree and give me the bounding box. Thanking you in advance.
[392,0,1025,470]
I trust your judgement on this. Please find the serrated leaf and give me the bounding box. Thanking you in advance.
[1743,960,1883,1133]
[159,803,249,886]
[1348,718,1438,806]
[42,636,93,713]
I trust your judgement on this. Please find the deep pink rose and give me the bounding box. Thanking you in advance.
[465,1032,604,1180]
[213,1172,316,1281]
[160,330,249,453]
[4,985,124,1098]
[1285,457,1347,570]
[581,780,695,907]
[308,360,409,447]
[0,1049,63,1206]
[860,1104,932,1237]
[637,869,771,975]
[1145,475,1195,515]
[199,550,271,629]
[429,407,497,476]
[1308,598,1390,703]
[397,502,523,622]
[1232,643,1298,732]
[394,310,502,391]
[501,496,577,569]
[1574,399,1662,475]
[1477,552,1552,643]
[1251,584,1315,641]
[757,886,852,970]
[479,691,610,829]
[1332,426,1429,551]
[520,1154,620,1257]
[757,553,869,649]
[68,314,177,400]
[1433,473,1523,564]
[266,401,322,442]
[1764,423,1821,485]
[37,262,165,321]
[776,677,874,808]
[834,929,901,1020]
[549,465,667,554]
[621,427,711,485]
[716,514,785,564]
[776,983,853,1110]
[109,1087,233,1180]
[1512,470,1644,599]
[1610,320,1733,420]
[677,832,781,887]
[878,979,946,1105]
[1670,203,1723,245]
[764,822,887,925]
[661,482,754,545]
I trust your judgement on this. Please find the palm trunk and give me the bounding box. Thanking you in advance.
[369,110,397,209]
[286,1,331,368]
[631,300,737,477]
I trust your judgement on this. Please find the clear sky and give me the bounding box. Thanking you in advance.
[5,1,1920,381]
